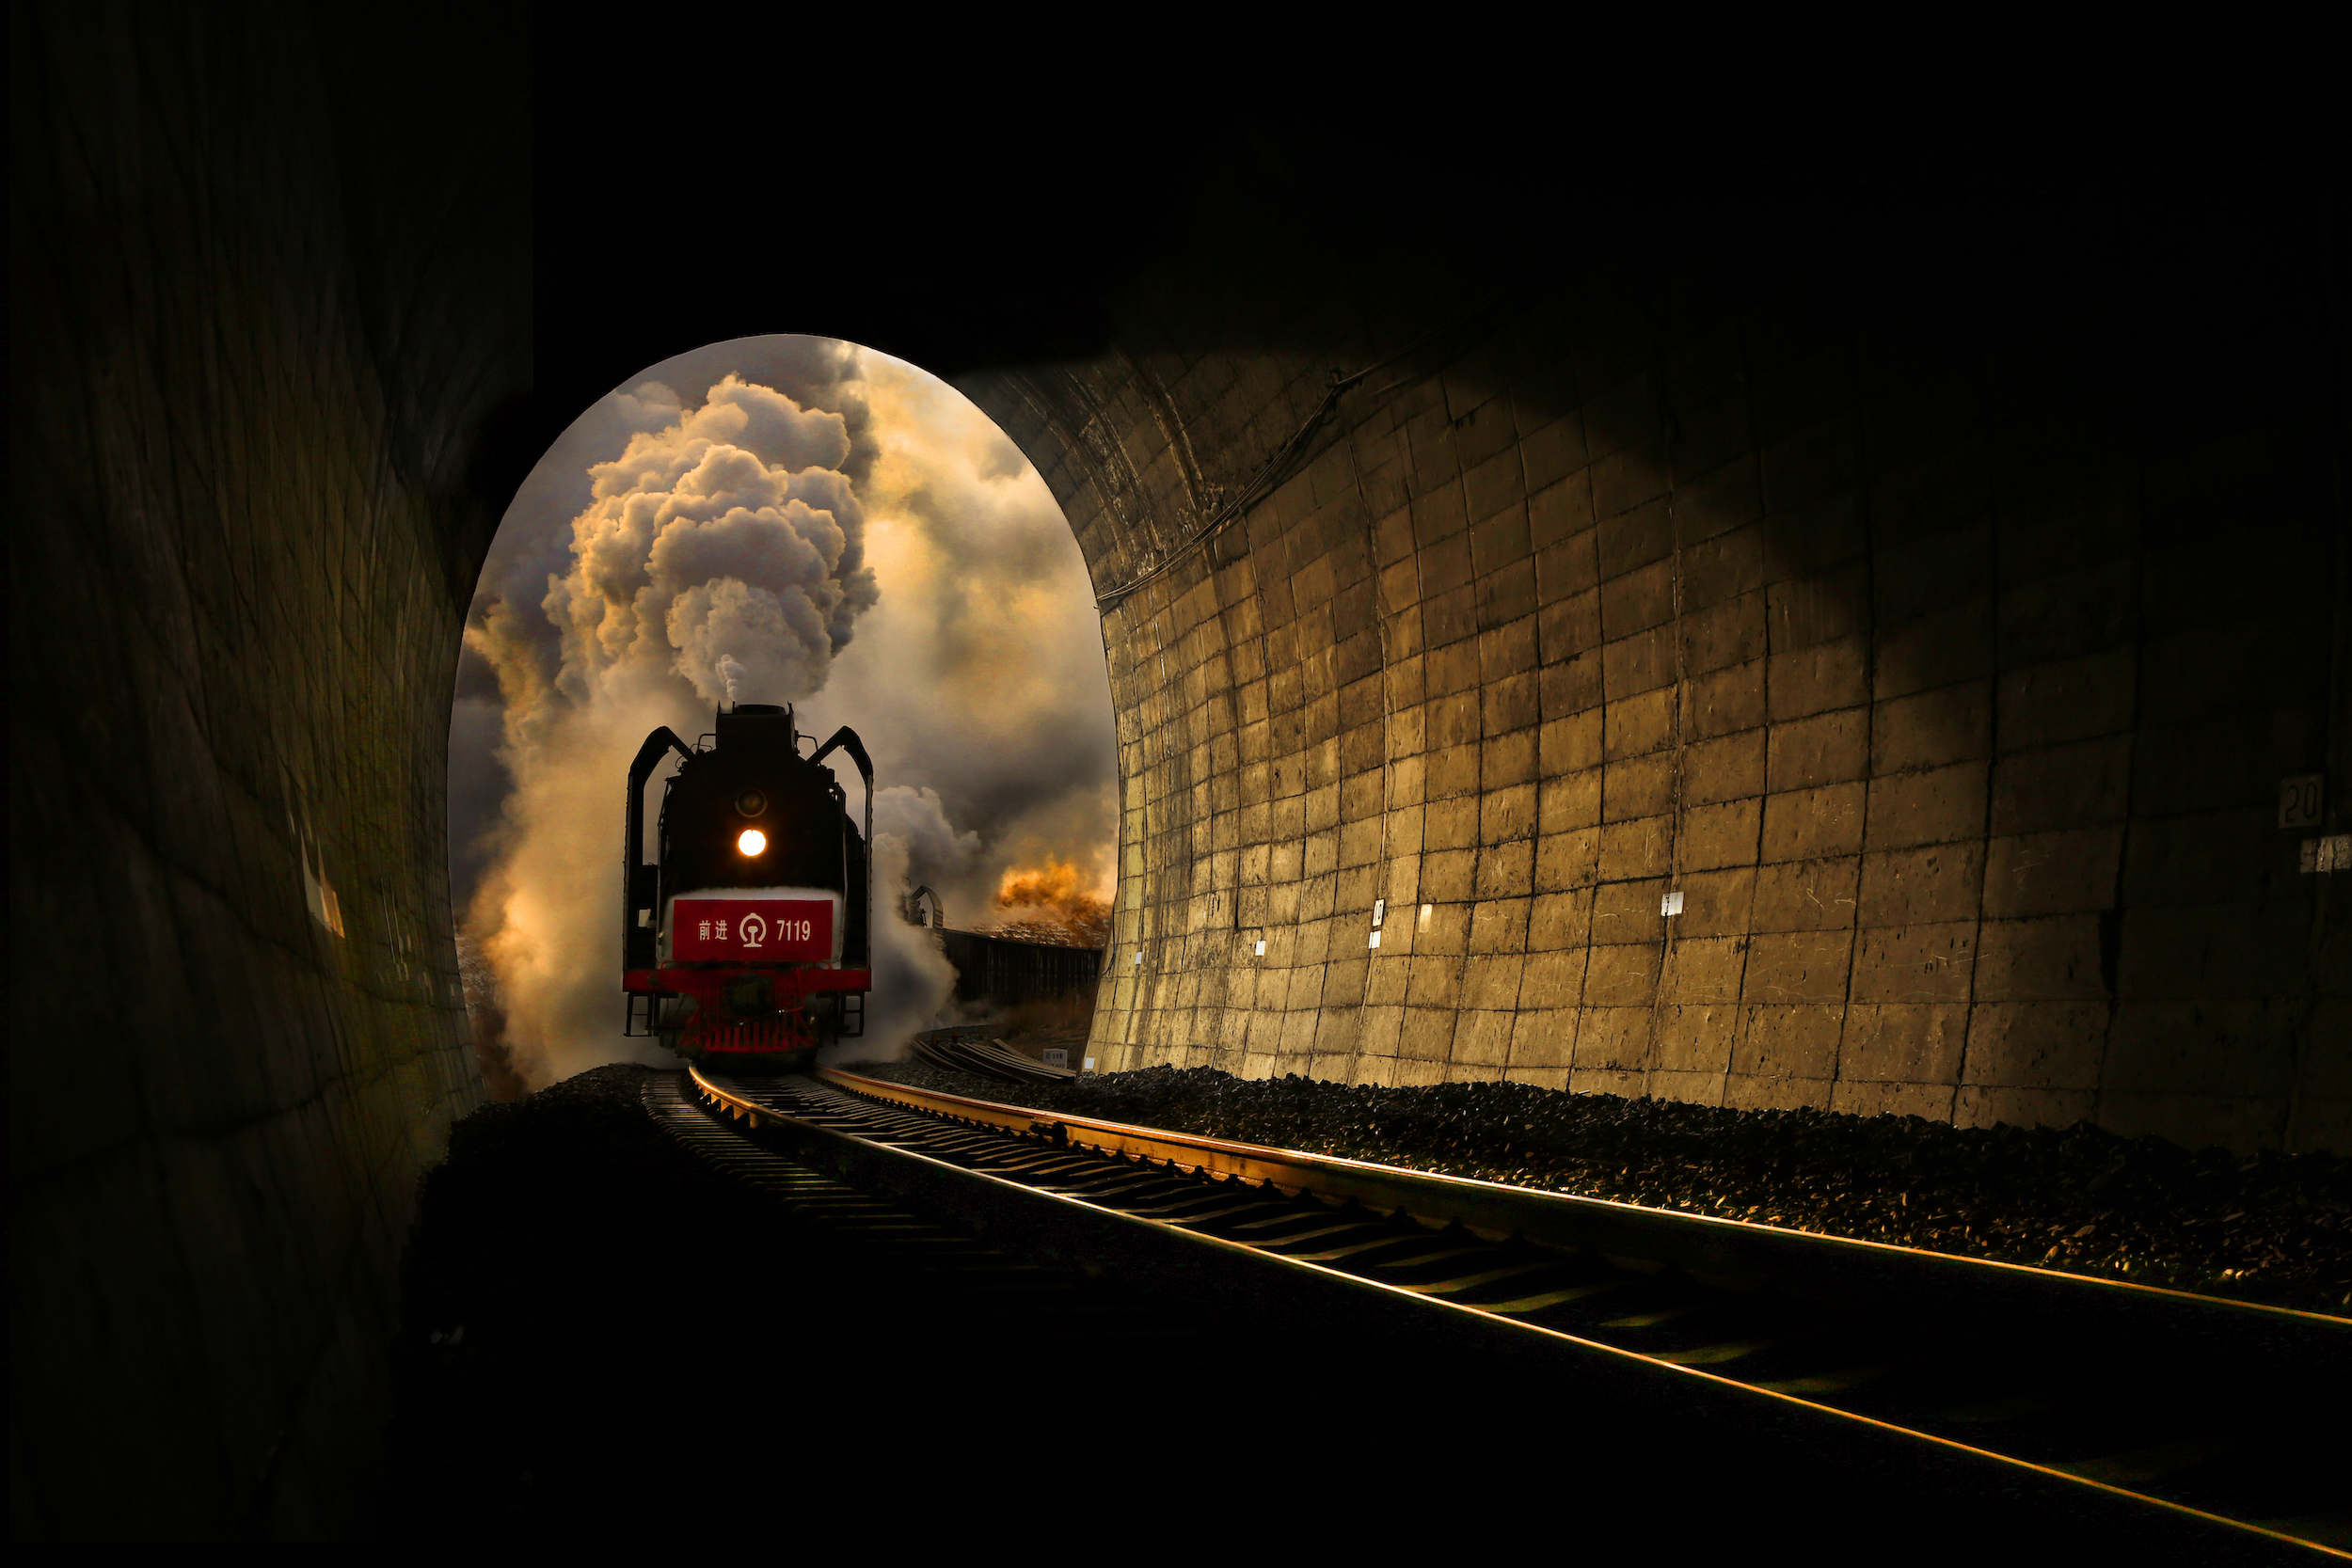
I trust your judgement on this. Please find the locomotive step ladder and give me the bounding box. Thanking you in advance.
[840,990,865,1037]
[625,990,659,1037]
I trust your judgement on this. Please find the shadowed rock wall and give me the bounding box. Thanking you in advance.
[8,4,525,1536]
[965,165,2348,1154]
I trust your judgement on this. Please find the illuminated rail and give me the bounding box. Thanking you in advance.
[685,1063,2351,1558]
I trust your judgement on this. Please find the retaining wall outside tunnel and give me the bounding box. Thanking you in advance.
[965,215,2349,1156]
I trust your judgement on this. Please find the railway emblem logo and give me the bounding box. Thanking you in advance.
[739,913,767,948]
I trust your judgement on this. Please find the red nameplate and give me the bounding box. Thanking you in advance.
[671,898,833,961]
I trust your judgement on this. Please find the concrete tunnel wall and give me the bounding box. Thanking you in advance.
[10,5,527,1536]
[963,215,2349,1157]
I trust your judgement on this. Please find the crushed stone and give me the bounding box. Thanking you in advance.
[841,1058,2350,1315]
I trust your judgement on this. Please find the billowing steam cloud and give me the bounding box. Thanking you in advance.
[549,372,877,706]
[873,785,982,893]
[453,339,1116,1090]
[863,834,961,1052]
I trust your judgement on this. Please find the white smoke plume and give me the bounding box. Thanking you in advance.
[834,833,960,1065]
[871,785,981,898]
[547,372,877,708]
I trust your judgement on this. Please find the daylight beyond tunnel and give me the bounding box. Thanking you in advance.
[450,337,1115,1088]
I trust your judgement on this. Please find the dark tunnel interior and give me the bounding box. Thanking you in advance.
[9,2,2345,1541]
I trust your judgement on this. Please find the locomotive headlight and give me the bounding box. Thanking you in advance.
[737,829,767,856]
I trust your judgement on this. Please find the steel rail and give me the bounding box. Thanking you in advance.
[680,1064,2348,1559]
[812,1065,2348,1378]
[640,1072,1233,1353]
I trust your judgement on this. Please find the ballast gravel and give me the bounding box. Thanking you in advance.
[841,1058,2350,1316]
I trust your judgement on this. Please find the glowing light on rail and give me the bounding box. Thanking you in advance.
[738,829,767,856]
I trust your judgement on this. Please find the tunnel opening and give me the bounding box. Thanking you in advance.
[447,334,1120,1095]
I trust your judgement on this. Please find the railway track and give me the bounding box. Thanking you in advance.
[640,1071,1227,1361]
[670,1060,2348,1558]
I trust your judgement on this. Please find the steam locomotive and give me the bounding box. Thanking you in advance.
[621,703,872,1069]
